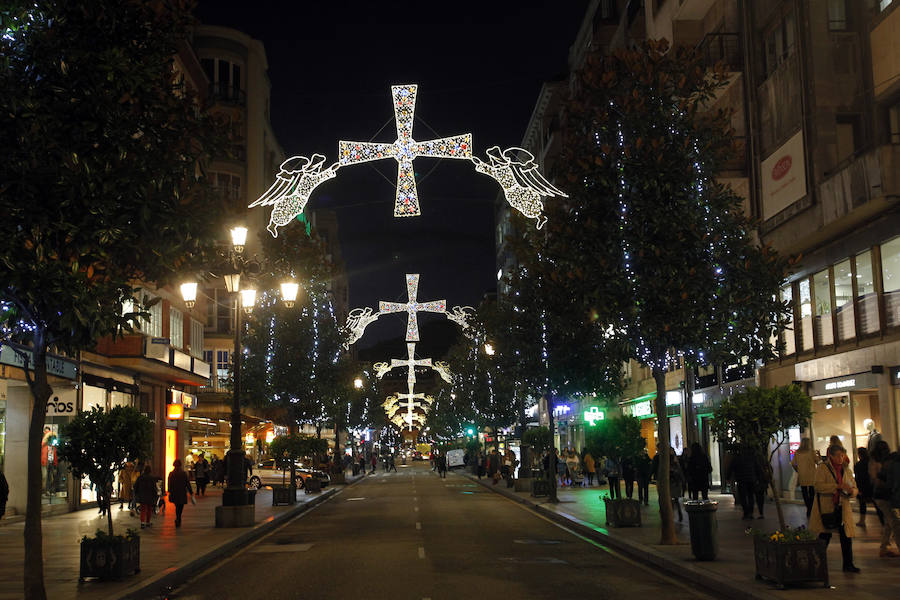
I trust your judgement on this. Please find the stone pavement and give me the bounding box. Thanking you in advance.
[459,470,900,600]
[0,474,363,600]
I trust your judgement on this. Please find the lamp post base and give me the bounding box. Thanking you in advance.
[215,504,255,528]
[222,487,250,506]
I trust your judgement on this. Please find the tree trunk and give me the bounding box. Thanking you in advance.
[105,481,114,537]
[25,334,53,600]
[333,412,343,473]
[652,368,678,545]
[765,461,786,530]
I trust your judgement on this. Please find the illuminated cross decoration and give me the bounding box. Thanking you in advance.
[387,343,433,388]
[339,84,472,217]
[398,385,426,432]
[379,274,445,341]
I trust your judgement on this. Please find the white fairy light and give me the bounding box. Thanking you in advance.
[249,154,339,238]
[379,274,445,342]
[473,146,567,229]
[342,307,381,349]
[339,84,472,217]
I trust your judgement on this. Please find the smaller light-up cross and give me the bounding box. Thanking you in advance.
[387,343,433,388]
[583,406,605,426]
[338,85,472,217]
[398,383,426,431]
[379,274,445,341]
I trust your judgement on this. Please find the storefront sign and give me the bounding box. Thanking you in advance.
[761,130,807,220]
[583,406,605,426]
[46,395,76,416]
[166,403,184,420]
[807,372,879,397]
[0,343,77,380]
[632,400,653,418]
[665,390,682,406]
[552,404,571,417]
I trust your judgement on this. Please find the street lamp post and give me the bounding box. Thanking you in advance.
[181,225,300,527]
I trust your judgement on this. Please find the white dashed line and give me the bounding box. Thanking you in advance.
[415,521,421,530]
[418,546,426,559]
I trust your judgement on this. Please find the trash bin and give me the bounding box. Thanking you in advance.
[684,500,718,561]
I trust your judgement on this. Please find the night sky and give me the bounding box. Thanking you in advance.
[195,1,588,350]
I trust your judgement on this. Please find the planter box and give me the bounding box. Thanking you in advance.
[79,535,140,581]
[603,497,641,527]
[330,472,346,485]
[304,477,322,494]
[272,486,296,506]
[753,538,828,589]
[531,479,551,497]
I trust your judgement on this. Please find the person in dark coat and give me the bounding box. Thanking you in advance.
[686,442,713,500]
[167,459,194,528]
[0,469,9,519]
[727,445,763,520]
[193,453,210,497]
[134,465,160,528]
[635,449,652,506]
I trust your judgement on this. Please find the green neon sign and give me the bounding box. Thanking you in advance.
[584,406,605,426]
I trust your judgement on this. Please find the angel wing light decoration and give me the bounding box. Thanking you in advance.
[249,154,339,238]
[472,146,567,229]
[432,361,452,384]
[342,307,381,349]
[445,306,476,334]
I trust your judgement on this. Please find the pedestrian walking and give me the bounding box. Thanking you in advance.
[635,448,652,506]
[167,459,194,528]
[0,468,8,519]
[389,454,397,472]
[193,453,210,497]
[621,457,635,499]
[791,438,818,517]
[437,452,447,479]
[854,447,880,529]
[727,445,762,520]
[213,455,226,486]
[118,462,136,514]
[668,450,684,521]
[809,444,860,573]
[488,448,501,484]
[870,440,900,557]
[134,465,159,529]
[686,442,712,501]
[503,448,517,488]
[370,452,377,474]
[583,451,596,487]
[242,453,254,485]
[605,456,621,499]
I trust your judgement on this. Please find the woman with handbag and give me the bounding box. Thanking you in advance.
[809,444,860,573]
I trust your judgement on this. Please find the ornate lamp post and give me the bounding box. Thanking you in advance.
[181,225,299,526]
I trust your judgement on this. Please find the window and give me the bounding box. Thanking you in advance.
[170,307,183,349]
[856,250,879,334]
[881,236,900,327]
[827,0,847,30]
[190,319,204,358]
[210,171,241,205]
[834,259,855,340]
[813,269,834,346]
[880,0,894,12]
[134,295,163,338]
[216,350,231,390]
[202,57,243,102]
[202,350,214,387]
[835,116,860,163]
[781,285,796,355]
[889,102,900,145]
[764,12,796,77]
[798,278,814,350]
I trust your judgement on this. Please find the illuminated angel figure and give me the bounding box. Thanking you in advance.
[249,154,339,238]
[432,361,452,384]
[445,306,475,333]
[373,362,392,379]
[472,146,567,229]
[342,307,381,349]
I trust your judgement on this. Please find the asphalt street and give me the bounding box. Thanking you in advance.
[170,462,715,600]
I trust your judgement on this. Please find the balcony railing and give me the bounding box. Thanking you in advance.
[696,33,742,72]
[209,83,246,106]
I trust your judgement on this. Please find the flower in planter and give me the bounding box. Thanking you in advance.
[746,525,816,543]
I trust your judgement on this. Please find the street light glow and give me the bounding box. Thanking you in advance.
[484,342,495,355]
[230,226,248,253]
[354,377,363,389]
[280,281,300,307]
[240,288,256,313]
[179,282,197,309]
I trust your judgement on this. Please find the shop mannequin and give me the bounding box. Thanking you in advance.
[865,420,882,454]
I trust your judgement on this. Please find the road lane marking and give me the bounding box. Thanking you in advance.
[418,546,426,559]
[415,522,421,530]
[251,543,313,553]
[346,497,366,501]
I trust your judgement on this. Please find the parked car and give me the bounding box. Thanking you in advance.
[247,459,331,490]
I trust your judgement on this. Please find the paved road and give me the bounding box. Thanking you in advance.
[170,463,713,600]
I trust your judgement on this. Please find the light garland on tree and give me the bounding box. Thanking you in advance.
[339,85,472,217]
[249,84,565,234]
[472,146,567,229]
[248,154,338,238]
[379,274,445,342]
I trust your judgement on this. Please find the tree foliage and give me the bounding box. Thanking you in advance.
[58,406,152,537]
[522,426,552,456]
[710,385,811,529]
[584,415,645,466]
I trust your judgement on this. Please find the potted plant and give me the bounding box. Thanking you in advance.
[748,526,828,588]
[268,434,306,505]
[585,416,643,527]
[522,426,552,496]
[59,405,152,581]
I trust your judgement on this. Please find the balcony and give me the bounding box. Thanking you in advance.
[209,83,246,107]
[696,33,742,72]
[818,144,900,227]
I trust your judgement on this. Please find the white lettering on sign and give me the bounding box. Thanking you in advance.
[824,379,855,391]
[632,400,652,417]
[665,391,682,406]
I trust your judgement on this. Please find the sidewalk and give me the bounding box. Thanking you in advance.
[459,470,900,600]
[0,474,363,600]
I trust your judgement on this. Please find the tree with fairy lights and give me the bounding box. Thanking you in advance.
[0,4,230,597]
[516,40,791,544]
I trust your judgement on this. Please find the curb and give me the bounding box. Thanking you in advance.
[460,473,779,600]
[117,476,365,600]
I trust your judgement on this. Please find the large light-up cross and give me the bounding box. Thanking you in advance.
[338,85,472,217]
[379,274,445,341]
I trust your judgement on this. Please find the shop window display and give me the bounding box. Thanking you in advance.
[798,278,813,351]
[813,268,833,346]
[851,394,881,454]
[811,395,852,456]
[781,285,796,355]
[881,236,900,327]
[856,250,879,334]
[40,423,68,504]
